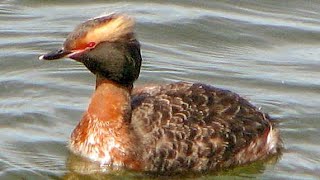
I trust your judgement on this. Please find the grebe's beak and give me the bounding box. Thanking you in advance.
[39,48,71,60]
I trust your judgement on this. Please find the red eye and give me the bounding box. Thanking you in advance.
[87,42,96,48]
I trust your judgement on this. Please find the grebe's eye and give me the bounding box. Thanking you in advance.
[87,42,96,48]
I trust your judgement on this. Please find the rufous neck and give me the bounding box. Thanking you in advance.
[87,77,131,123]
[71,77,142,169]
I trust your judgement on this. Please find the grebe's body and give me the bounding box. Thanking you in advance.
[40,13,282,172]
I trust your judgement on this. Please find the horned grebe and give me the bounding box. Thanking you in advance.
[39,13,282,172]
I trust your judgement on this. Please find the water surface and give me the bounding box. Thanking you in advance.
[1,0,320,179]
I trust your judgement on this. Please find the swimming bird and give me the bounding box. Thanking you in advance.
[39,13,282,172]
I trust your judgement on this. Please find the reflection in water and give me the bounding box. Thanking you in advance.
[63,152,282,179]
[64,153,145,179]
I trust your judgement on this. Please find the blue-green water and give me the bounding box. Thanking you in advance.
[1,0,320,179]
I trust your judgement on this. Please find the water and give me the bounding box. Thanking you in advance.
[1,0,320,179]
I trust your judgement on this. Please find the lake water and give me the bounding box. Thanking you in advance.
[1,0,320,179]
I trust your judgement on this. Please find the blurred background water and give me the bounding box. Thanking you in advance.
[0,0,320,179]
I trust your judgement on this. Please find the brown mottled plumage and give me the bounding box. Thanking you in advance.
[131,82,280,171]
[39,13,282,173]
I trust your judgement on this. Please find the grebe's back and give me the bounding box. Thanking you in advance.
[131,82,281,171]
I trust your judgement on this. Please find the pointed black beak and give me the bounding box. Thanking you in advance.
[39,48,71,60]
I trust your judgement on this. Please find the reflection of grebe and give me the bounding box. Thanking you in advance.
[40,13,282,172]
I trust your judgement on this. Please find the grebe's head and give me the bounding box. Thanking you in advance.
[40,13,142,86]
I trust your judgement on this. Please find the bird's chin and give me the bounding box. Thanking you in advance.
[66,50,86,61]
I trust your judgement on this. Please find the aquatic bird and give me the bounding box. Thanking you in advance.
[39,13,282,172]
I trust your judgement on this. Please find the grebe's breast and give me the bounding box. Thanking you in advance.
[131,82,281,172]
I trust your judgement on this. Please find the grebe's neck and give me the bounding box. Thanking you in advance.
[90,77,132,122]
[69,76,142,169]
